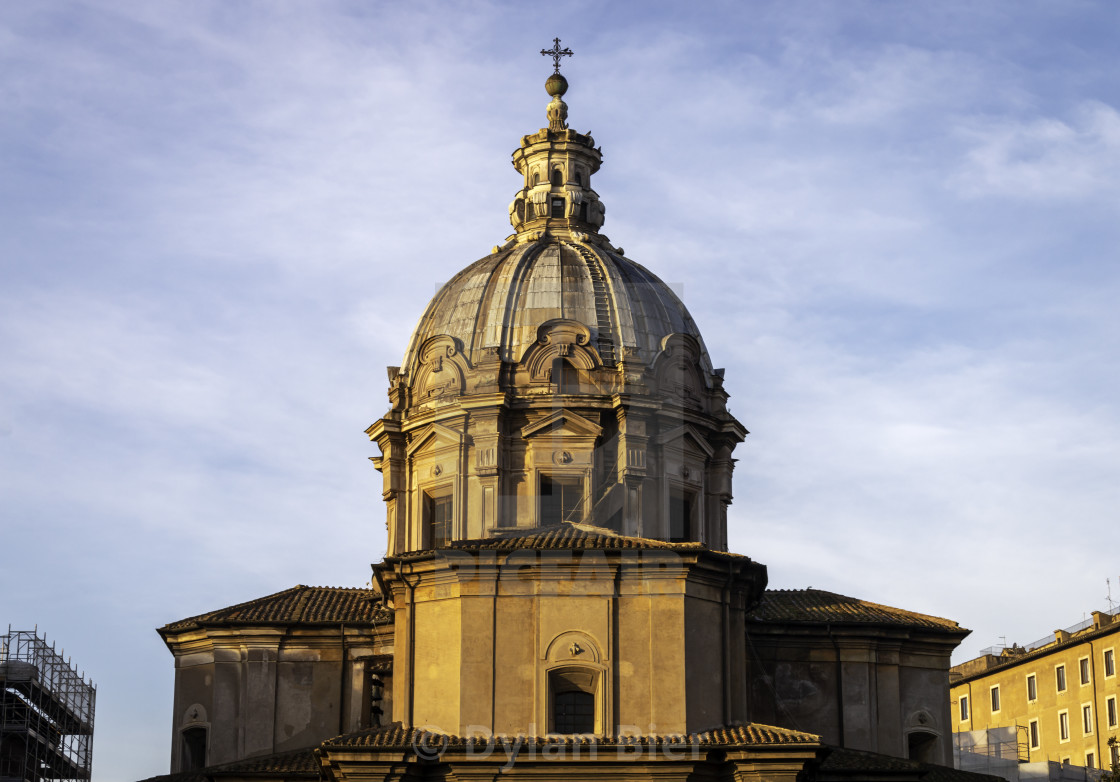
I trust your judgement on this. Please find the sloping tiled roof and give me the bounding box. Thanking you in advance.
[160,585,391,633]
[321,721,818,750]
[396,521,751,560]
[751,589,965,633]
[816,747,1004,782]
[136,748,317,781]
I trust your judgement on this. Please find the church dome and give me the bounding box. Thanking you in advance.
[369,67,746,556]
[400,240,715,375]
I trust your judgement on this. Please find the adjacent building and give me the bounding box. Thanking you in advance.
[0,628,96,782]
[950,609,1120,774]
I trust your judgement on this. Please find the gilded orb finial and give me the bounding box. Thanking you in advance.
[541,39,572,131]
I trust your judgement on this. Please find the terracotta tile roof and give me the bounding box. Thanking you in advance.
[396,521,752,560]
[816,747,1004,782]
[321,721,818,750]
[160,585,391,633]
[135,748,317,781]
[751,589,965,633]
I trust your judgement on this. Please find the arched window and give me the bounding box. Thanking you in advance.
[181,726,207,772]
[552,357,579,393]
[549,668,598,734]
[532,171,540,186]
[551,168,563,186]
[908,731,939,763]
[575,171,584,186]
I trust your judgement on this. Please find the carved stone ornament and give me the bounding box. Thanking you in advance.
[433,464,443,477]
[554,450,573,464]
[568,642,582,656]
[681,465,690,479]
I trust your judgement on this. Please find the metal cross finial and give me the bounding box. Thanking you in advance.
[541,37,573,74]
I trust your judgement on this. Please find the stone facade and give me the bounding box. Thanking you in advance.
[157,586,391,771]
[146,59,977,782]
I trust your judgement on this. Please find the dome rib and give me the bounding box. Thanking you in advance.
[400,238,714,377]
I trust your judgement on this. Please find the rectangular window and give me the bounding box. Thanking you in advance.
[426,494,452,548]
[1105,648,1115,678]
[550,197,565,218]
[1107,695,1117,729]
[1056,664,1067,692]
[1080,656,1091,685]
[1111,742,1119,769]
[540,475,584,525]
[1086,752,1095,769]
[1029,718,1040,751]
[668,488,694,542]
[991,685,1001,713]
[959,694,970,722]
[1059,710,1070,742]
[1027,673,1038,702]
[1082,703,1093,735]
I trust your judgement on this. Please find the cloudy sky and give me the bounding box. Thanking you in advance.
[3,1,1119,779]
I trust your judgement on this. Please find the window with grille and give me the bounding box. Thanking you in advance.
[553,691,594,734]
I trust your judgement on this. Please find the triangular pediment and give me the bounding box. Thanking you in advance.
[520,409,603,440]
[656,424,715,458]
[405,421,465,457]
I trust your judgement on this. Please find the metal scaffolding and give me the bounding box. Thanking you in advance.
[0,629,95,782]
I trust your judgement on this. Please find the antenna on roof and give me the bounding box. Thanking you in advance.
[1108,578,1114,613]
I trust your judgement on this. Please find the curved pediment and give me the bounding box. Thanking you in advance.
[520,319,602,380]
[411,335,469,405]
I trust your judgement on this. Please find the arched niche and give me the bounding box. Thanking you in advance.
[905,710,942,763]
[539,631,609,736]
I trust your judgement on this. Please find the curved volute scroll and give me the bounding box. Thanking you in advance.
[410,335,470,407]
[518,319,603,391]
[652,333,711,413]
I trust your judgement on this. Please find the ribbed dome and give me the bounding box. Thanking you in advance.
[401,238,714,377]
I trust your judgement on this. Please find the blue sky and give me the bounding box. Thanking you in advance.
[2,2,1119,779]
